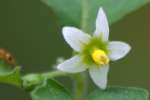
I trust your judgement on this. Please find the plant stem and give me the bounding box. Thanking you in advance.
[74,74,84,100]
[73,0,89,99]
[41,70,68,78]
[81,0,89,31]
[74,73,88,100]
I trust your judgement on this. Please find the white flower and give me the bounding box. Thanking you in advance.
[57,7,131,89]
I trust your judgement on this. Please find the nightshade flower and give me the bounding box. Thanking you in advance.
[57,7,131,89]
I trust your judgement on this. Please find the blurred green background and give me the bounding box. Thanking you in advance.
[0,0,149,100]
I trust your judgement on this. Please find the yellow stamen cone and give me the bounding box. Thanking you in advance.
[91,49,109,65]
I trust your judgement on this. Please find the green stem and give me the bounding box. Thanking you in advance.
[73,0,89,99]
[81,0,89,31]
[41,70,67,78]
[74,73,86,100]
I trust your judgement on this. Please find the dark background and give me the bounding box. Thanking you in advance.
[0,0,149,100]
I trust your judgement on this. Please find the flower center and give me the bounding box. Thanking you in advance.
[91,48,109,65]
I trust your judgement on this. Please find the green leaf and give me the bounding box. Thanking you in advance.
[0,61,21,87]
[31,79,72,100]
[88,87,149,100]
[42,0,150,32]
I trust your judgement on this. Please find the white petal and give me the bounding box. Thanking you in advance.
[94,8,109,41]
[108,41,131,61]
[62,26,91,51]
[89,65,109,89]
[57,55,87,73]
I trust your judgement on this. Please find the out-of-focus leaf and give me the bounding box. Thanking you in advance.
[42,0,150,32]
[88,87,149,100]
[0,61,21,87]
[31,79,72,100]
